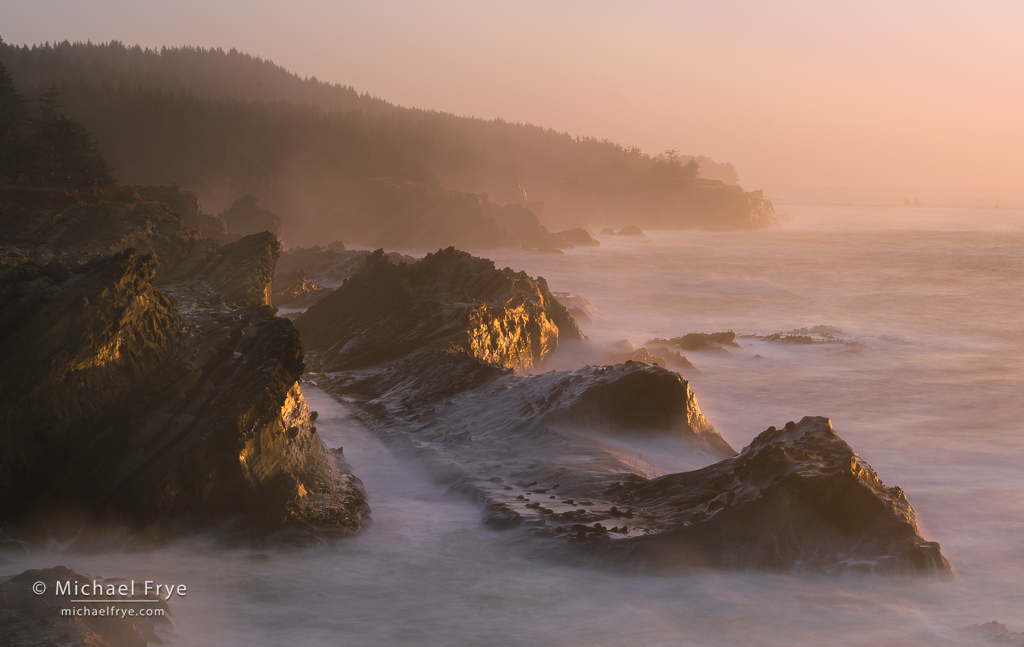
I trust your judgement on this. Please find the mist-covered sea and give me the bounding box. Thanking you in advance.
[3,204,1023,645]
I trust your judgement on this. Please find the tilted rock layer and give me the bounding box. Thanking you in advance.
[0,188,366,543]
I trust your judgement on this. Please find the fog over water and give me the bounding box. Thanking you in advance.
[3,205,1023,645]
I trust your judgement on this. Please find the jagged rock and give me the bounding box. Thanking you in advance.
[0,566,172,647]
[0,186,198,270]
[649,331,740,353]
[296,247,585,373]
[218,194,283,242]
[160,231,281,309]
[297,247,947,574]
[608,417,949,573]
[0,188,367,544]
[135,185,227,239]
[275,245,415,288]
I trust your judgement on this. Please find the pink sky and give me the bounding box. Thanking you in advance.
[4,0,1023,190]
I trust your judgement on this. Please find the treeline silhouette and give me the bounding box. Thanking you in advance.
[0,39,739,194]
[0,61,114,187]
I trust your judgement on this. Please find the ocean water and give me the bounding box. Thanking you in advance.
[3,204,1023,645]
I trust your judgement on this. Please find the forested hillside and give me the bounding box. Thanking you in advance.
[0,39,770,241]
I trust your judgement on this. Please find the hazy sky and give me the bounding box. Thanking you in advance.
[3,0,1023,190]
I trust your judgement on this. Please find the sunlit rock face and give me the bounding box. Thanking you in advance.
[296,246,584,373]
[0,188,367,544]
[297,246,948,575]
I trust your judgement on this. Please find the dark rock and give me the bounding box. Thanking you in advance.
[617,226,645,236]
[758,326,848,345]
[0,566,172,646]
[649,331,740,352]
[613,417,950,573]
[600,227,617,236]
[274,245,415,297]
[0,186,198,271]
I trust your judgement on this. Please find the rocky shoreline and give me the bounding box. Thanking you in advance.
[294,246,950,574]
[0,185,949,645]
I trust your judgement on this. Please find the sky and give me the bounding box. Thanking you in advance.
[3,0,1023,191]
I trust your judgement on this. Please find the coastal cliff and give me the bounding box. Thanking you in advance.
[0,187,367,543]
[442,176,779,231]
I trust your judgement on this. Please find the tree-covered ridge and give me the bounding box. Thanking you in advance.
[0,39,739,189]
[0,61,114,187]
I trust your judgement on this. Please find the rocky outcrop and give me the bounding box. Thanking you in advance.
[296,247,585,374]
[297,247,948,574]
[218,194,283,243]
[0,186,198,270]
[136,185,227,239]
[648,331,740,353]
[275,245,416,288]
[0,188,367,544]
[607,417,949,573]
[0,566,172,646]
